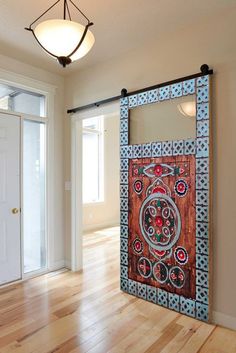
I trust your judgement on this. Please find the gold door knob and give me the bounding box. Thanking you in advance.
[12,208,19,214]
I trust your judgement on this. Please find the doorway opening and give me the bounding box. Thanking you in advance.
[82,114,120,271]
[71,103,120,271]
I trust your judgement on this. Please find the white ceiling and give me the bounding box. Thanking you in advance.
[0,0,236,75]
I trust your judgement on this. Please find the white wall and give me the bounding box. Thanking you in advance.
[83,113,120,232]
[0,53,65,270]
[64,7,236,329]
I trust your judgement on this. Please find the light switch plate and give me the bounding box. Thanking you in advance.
[65,181,71,191]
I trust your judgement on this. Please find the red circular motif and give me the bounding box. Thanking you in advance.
[156,216,164,227]
[133,180,143,194]
[174,246,188,265]
[140,194,181,251]
[177,182,185,192]
[133,238,143,254]
[154,165,163,177]
[174,179,188,197]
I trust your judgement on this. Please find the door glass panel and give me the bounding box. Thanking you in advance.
[23,120,46,273]
[130,95,196,144]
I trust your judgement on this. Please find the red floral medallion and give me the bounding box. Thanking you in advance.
[133,179,143,194]
[174,246,188,265]
[154,165,163,177]
[174,179,188,197]
[132,238,143,254]
[155,216,164,227]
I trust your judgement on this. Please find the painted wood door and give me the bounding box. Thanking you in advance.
[0,112,21,285]
[120,74,211,322]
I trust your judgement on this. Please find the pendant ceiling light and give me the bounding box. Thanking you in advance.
[25,0,95,67]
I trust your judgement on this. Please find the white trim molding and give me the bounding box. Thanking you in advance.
[65,260,72,270]
[71,117,83,271]
[0,67,56,95]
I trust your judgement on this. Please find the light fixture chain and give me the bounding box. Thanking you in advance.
[64,0,66,19]
[28,0,61,29]
[65,0,72,21]
[68,0,91,23]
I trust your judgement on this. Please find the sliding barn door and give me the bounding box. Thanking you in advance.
[120,75,211,322]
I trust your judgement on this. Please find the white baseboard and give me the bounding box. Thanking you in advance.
[65,260,72,270]
[49,260,66,271]
[213,311,236,330]
[83,221,119,233]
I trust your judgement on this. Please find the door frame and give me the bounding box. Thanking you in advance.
[70,102,119,271]
[0,68,56,282]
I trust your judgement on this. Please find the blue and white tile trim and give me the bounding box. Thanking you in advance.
[120,138,200,160]
[119,75,211,322]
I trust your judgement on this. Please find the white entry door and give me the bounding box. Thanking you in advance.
[0,113,21,284]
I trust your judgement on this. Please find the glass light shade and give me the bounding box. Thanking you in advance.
[177,101,196,117]
[34,19,95,61]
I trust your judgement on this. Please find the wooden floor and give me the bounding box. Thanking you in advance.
[0,227,236,353]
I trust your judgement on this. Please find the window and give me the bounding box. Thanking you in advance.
[23,120,46,273]
[83,117,104,203]
[0,83,45,117]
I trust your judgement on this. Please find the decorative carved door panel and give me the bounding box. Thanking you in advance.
[120,73,211,322]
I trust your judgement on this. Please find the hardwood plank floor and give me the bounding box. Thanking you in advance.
[0,226,235,352]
